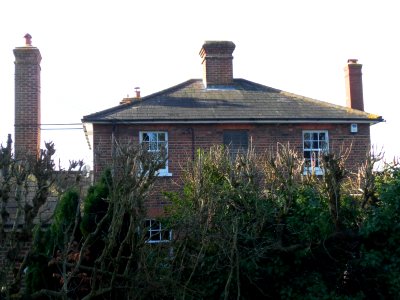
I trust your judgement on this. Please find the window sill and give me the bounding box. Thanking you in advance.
[157,171,173,177]
[303,168,324,176]
[146,240,171,244]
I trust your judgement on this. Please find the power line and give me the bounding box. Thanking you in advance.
[41,128,83,131]
[41,123,83,131]
[13,123,85,131]
[40,123,83,126]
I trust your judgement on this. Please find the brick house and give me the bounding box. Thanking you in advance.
[82,41,383,222]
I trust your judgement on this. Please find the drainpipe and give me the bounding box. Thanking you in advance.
[189,127,195,161]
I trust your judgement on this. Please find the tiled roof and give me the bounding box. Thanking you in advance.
[82,79,383,124]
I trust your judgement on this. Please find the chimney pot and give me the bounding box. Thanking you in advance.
[347,58,358,64]
[24,33,32,46]
[135,87,141,98]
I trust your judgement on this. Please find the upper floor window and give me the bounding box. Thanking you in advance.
[140,131,171,176]
[303,130,328,175]
[223,130,248,158]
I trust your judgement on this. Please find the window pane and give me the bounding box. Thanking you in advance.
[142,141,149,151]
[142,133,149,142]
[148,132,157,142]
[312,141,319,149]
[158,132,166,142]
[150,220,160,230]
[304,151,311,159]
[313,133,318,140]
[311,151,320,167]
[304,141,311,149]
[319,132,326,140]
[159,141,167,151]
[304,132,310,140]
[162,230,170,240]
[150,232,160,241]
[149,141,158,151]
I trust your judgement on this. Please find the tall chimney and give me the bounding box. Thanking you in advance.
[13,34,42,159]
[344,59,364,111]
[199,41,235,88]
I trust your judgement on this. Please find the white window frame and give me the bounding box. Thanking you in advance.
[139,131,172,176]
[303,130,329,175]
[145,219,172,244]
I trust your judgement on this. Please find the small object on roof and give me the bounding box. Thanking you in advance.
[24,33,32,46]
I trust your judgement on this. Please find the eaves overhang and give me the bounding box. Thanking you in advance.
[82,116,384,125]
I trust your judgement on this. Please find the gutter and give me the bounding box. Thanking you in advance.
[82,117,384,125]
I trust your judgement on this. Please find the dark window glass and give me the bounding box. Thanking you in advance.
[223,130,248,157]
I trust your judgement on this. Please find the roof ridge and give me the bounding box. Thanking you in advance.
[141,79,200,99]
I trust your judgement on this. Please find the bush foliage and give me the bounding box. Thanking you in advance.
[8,144,400,299]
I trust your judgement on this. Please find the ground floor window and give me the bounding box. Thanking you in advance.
[145,219,172,243]
[303,130,328,175]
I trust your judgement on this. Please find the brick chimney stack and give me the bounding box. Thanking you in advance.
[344,59,364,111]
[13,34,42,159]
[199,41,236,88]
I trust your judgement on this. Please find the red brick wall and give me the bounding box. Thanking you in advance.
[202,57,234,86]
[14,46,42,159]
[93,122,371,217]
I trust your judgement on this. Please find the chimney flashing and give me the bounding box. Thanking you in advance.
[120,97,134,105]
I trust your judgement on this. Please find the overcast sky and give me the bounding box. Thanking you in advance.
[0,0,398,168]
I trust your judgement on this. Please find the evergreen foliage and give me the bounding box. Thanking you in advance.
[357,166,400,298]
[80,169,111,237]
